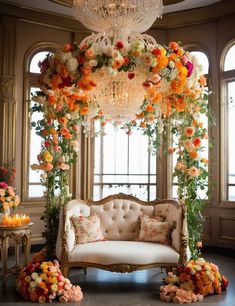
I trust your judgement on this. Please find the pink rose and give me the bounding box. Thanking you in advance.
[0,181,8,188]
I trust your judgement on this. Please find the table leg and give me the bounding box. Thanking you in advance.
[1,236,8,288]
[15,239,20,269]
[23,233,31,266]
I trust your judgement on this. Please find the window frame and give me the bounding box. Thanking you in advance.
[22,42,59,203]
[220,40,235,206]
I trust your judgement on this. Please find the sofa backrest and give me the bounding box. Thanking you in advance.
[90,198,154,241]
[56,194,185,259]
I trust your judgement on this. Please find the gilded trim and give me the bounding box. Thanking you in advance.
[61,262,177,277]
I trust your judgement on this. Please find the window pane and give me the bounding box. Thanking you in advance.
[28,185,45,198]
[29,87,44,196]
[191,51,209,75]
[227,81,235,200]
[30,51,52,73]
[94,122,157,201]
[224,45,235,71]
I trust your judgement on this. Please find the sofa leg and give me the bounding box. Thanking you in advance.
[83,267,87,275]
[61,264,70,278]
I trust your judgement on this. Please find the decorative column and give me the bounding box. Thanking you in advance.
[0,16,16,165]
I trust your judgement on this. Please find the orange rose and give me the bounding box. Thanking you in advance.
[59,117,68,126]
[184,127,195,137]
[60,127,69,136]
[80,107,89,116]
[189,151,198,159]
[145,104,154,113]
[169,41,179,51]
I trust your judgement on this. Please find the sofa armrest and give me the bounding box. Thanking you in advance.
[56,199,90,262]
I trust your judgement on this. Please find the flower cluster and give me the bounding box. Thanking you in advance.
[16,260,83,303]
[160,258,228,304]
[0,181,20,213]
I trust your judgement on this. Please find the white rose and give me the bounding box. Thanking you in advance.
[169,60,175,68]
[89,59,98,67]
[66,57,78,72]
[31,272,38,280]
[57,51,72,64]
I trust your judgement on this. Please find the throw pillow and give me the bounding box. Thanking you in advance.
[137,215,175,244]
[71,215,104,244]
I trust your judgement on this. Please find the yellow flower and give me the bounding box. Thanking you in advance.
[51,284,58,292]
[25,276,31,282]
[42,151,53,163]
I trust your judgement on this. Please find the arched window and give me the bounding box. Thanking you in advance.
[93,121,157,201]
[221,42,235,202]
[22,44,57,201]
[172,50,210,199]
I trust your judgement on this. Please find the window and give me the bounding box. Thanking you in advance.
[172,50,209,199]
[221,42,235,201]
[23,45,57,200]
[93,122,157,201]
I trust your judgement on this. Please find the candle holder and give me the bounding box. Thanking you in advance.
[0,214,30,228]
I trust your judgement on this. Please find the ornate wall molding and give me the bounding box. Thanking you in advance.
[0,76,15,102]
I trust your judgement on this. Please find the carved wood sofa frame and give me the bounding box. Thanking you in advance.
[58,193,189,277]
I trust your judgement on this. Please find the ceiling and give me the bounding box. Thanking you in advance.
[4,0,223,18]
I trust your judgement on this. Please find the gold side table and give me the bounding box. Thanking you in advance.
[0,222,33,287]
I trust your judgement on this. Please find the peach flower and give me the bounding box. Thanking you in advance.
[188,166,200,177]
[44,163,53,171]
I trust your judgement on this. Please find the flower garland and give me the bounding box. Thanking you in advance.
[32,39,210,258]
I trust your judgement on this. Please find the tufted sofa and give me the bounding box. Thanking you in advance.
[56,194,189,277]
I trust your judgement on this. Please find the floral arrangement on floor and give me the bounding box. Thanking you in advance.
[160,258,228,304]
[31,38,210,258]
[16,260,83,303]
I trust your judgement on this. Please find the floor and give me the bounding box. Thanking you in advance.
[0,253,234,305]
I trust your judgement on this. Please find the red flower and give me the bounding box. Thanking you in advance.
[193,137,201,147]
[115,40,124,49]
[152,48,161,56]
[221,275,228,291]
[128,72,135,80]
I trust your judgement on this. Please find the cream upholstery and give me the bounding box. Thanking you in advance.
[91,199,154,241]
[56,195,188,276]
[68,241,180,265]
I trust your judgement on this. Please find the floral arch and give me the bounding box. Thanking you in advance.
[32,38,210,259]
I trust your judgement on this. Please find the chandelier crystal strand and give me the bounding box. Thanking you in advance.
[91,70,147,121]
[73,0,164,33]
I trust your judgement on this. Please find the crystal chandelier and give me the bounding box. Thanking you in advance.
[73,0,164,121]
[73,0,164,33]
